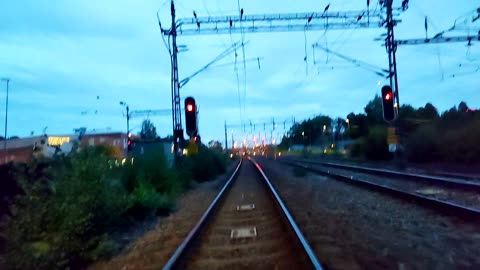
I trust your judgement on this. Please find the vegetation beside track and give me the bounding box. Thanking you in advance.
[1,142,229,270]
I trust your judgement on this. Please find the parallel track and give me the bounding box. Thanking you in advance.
[287,157,480,188]
[280,158,480,221]
[163,157,323,270]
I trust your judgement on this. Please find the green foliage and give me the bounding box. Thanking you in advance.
[208,140,223,152]
[122,149,183,217]
[436,119,480,163]
[6,146,132,270]
[350,138,367,158]
[404,103,480,163]
[281,115,333,148]
[364,94,384,125]
[346,113,369,139]
[183,145,228,182]
[364,126,393,161]
[4,145,188,270]
[405,125,439,163]
[140,119,158,140]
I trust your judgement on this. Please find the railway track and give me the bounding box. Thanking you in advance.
[280,157,480,220]
[163,157,323,270]
[287,157,480,187]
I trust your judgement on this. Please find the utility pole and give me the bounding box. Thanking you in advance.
[159,2,410,155]
[170,1,183,156]
[385,0,400,112]
[1,78,9,164]
[224,120,228,152]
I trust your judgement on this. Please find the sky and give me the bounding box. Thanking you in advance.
[0,0,479,146]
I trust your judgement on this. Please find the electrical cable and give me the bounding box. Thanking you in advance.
[229,21,243,126]
[237,0,247,118]
[304,28,308,75]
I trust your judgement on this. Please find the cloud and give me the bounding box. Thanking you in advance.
[0,0,478,145]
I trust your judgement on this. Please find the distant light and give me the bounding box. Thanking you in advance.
[121,158,126,165]
[48,136,70,146]
[278,152,282,157]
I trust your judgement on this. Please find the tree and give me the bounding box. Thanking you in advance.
[458,101,469,113]
[208,140,223,152]
[347,112,369,139]
[140,120,157,140]
[417,103,439,120]
[364,95,384,125]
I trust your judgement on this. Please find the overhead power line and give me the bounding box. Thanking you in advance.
[158,0,408,154]
[312,43,390,77]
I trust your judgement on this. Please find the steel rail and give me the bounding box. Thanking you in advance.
[250,157,324,270]
[281,160,480,221]
[163,156,324,269]
[162,158,243,270]
[288,158,480,189]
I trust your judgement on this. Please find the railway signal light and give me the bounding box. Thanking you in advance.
[184,96,197,137]
[381,85,396,122]
[127,138,132,152]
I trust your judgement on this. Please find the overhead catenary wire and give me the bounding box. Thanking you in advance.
[229,19,243,126]
[237,0,247,118]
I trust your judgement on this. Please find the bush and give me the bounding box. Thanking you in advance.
[364,126,393,161]
[405,125,439,163]
[350,138,367,158]
[404,119,480,164]
[122,149,184,217]
[185,146,227,182]
[5,146,132,270]
[437,119,480,163]
[4,143,230,270]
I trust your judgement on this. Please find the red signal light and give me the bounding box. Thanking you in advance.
[127,140,131,146]
[186,104,193,112]
[384,92,392,101]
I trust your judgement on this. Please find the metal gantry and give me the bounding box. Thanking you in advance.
[225,117,296,150]
[158,1,408,154]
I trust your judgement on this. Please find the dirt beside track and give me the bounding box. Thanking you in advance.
[88,162,239,270]
[257,157,480,270]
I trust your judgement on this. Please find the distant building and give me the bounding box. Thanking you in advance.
[0,131,130,164]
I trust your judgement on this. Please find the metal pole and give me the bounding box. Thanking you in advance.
[170,0,183,158]
[224,121,228,152]
[3,79,9,164]
[386,0,402,162]
[126,106,130,135]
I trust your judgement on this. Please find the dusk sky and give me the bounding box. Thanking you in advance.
[1,0,479,146]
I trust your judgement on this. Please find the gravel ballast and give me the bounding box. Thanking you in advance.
[286,159,480,210]
[257,157,480,270]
